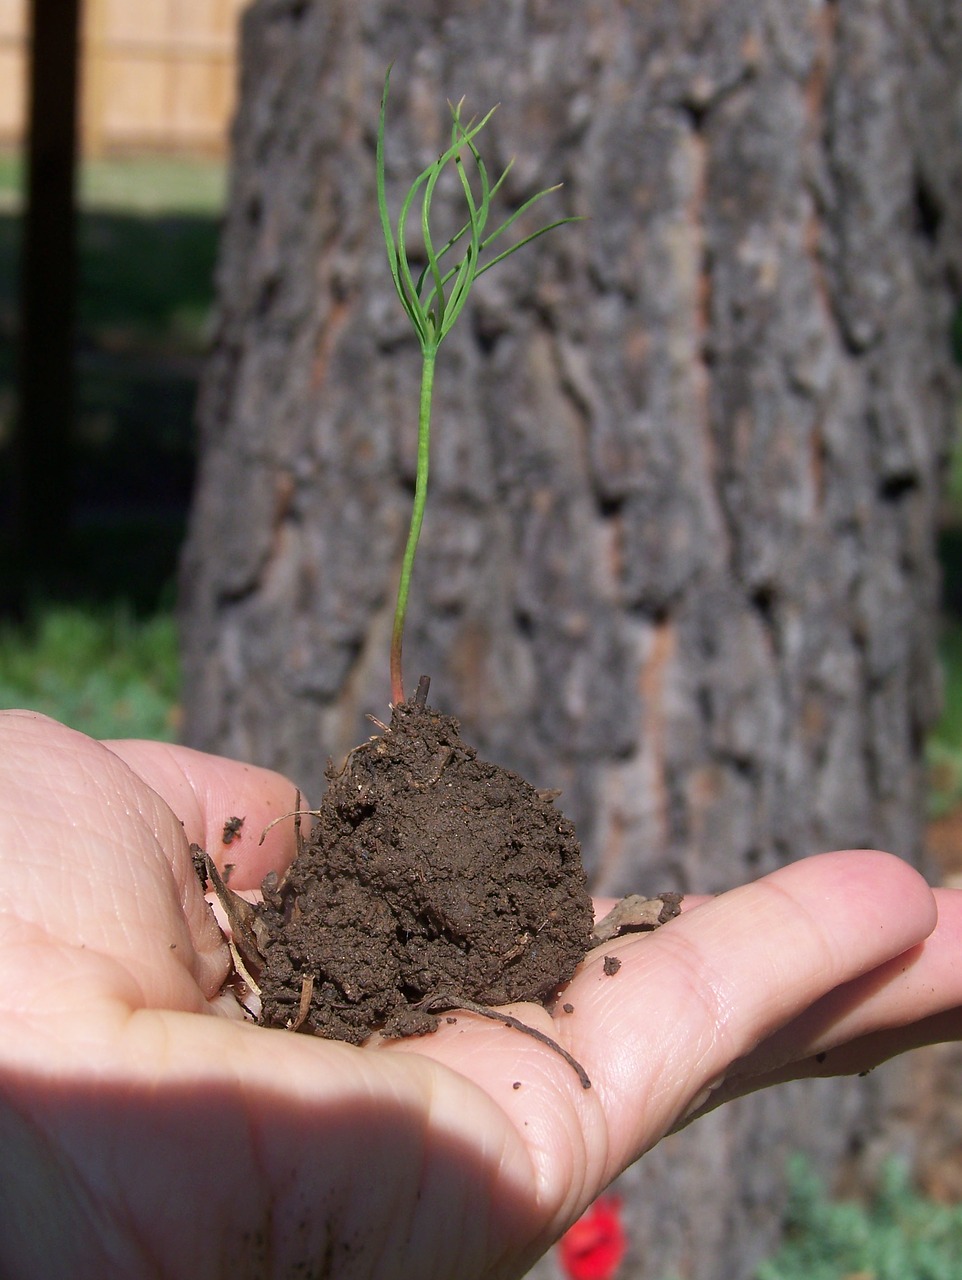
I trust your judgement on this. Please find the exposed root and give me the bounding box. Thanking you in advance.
[288,974,314,1032]
[258,793,321,847]
[417,992,592,1089]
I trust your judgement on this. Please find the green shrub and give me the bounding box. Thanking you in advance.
[928,621,962,818]
[757,1156,962,1280]
[0,603,179,741]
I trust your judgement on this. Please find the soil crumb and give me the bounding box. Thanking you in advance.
[255,693,594,1044]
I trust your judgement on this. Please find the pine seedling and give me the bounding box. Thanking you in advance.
[377,67,578,705]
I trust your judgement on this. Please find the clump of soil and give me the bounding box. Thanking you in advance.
[254,687,595,1045]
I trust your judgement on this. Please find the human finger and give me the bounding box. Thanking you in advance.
[556,849,938,1185]
[683,886,962,1107]
[103,739,302,889]
[0,711,229,1005]
[381,849,938,1223]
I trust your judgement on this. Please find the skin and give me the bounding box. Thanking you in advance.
[1,709,961,1279]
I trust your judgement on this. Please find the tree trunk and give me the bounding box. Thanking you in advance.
[180,2,962,1275]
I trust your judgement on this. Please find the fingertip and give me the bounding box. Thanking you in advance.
[102,740,304,889]
[773,848,938,938]
[561,847,940,1166]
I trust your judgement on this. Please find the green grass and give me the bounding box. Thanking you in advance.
[77,209,221,353]
[0,154,221,557]
[0,151,227,215]
[0,152,20,211]
[757,1157,962,1280]
[80,156,227,215]
[0,191,220,354]
[0,154,215,737]
[0,603,180,741]
[927,619,962,817]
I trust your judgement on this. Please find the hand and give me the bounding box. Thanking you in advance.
[1,710,960,1280]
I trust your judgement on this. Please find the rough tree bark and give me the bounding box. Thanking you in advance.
[180,2,962,1276]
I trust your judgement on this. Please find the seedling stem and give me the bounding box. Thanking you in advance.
[377,67,577,705]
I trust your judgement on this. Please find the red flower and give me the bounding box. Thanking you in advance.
[557,1196,627,1280]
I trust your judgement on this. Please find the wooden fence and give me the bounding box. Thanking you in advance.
[0,0,247,157]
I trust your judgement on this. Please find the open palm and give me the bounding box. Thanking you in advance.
[1,709,960,1280]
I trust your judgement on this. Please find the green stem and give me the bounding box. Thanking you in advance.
[391,347,437,706]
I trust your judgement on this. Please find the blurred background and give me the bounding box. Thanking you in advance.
[1,0,959,857]
[0,0,241,737]
[1,2,962,1276]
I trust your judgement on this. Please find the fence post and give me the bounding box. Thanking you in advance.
[12,0,82,593]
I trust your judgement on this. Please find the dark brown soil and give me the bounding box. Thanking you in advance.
[254,690,595,1044]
